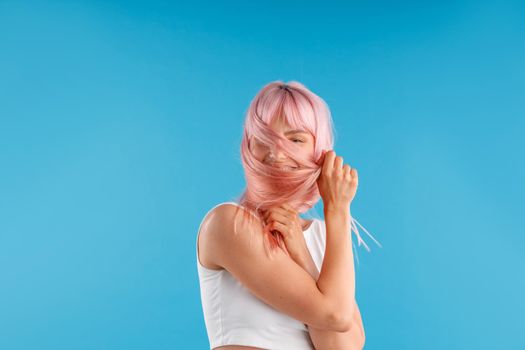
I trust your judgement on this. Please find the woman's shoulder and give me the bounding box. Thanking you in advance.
[198,201,263,269]
[203,201,241,215]
[199,201,241,234]
[201,201,259,225]
[197,202,238,270]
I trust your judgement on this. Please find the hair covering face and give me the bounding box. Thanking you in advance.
[234,80,381,259]
[238,81,333,214]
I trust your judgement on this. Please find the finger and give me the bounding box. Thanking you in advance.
[269,221,291,238]
[266,211,291,226]
[352,168,358,184]
[323,150,336,175]
[334,155,344,175]
[343,164,352,180]
[280,203,298,215]
[262,207,287,222]
[264,206,294,221]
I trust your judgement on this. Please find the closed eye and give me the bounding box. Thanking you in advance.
[291,138,304,143]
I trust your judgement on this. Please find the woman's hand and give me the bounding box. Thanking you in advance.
[261,203,310,267]
[316,149,358,211]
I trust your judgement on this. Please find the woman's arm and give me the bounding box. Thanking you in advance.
[297,233,365,350]
[307,299,365,350]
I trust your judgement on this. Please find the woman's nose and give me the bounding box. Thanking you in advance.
[266,148,287,162]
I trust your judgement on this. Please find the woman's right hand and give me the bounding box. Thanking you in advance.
[316,149,359,211]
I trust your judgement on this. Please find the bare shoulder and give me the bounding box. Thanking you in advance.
[198,202,259,270]
[199,202,349,331]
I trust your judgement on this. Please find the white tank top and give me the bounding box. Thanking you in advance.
[196,201,327,350]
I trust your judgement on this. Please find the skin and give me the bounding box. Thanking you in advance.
[249,115,317,231]
[204,117,365,349]
[254,119,364,349]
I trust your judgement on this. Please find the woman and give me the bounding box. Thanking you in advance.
[196,81,374,350]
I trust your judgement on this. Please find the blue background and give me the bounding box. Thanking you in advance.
[1,1,524,349]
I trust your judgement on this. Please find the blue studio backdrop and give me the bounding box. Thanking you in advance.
[1,1,524,349]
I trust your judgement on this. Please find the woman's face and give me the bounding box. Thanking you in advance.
[250,117,315,170]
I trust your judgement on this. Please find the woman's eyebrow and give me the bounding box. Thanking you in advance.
[284,129,309,136]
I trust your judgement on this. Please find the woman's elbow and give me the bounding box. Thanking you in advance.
[328,309,353,332]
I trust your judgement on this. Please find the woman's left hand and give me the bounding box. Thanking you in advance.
[261,203,310,266]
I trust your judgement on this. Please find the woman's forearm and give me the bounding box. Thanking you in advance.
[298,252,359,348]
[297,221,365,350]
[316,207,356,323]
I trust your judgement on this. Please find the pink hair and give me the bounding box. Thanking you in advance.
[232,80,381,259]
[239,81,333,213]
